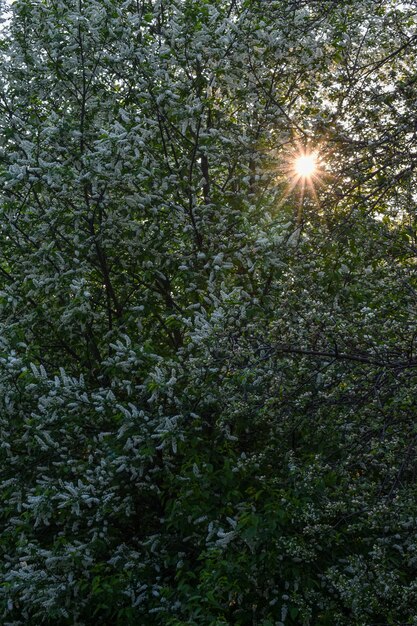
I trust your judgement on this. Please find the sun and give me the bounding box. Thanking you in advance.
[274,144,325,219]
[294,152,317,178]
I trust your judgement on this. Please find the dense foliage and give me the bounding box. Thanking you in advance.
[1,0,417,624]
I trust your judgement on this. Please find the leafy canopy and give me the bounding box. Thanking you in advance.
[1,0,417,624]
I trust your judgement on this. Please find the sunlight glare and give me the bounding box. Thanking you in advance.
[295,153,317,178]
